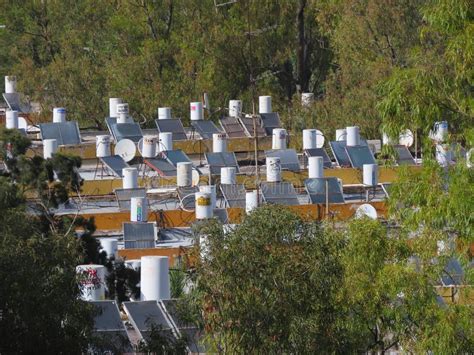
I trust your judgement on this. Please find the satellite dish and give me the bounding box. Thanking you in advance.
[18,117,28,130]
[467,148,473,168]
[114,139,136,162]
[192,169,200,186]
[316,129,325,148]
[399,129,414,147]
[355,204,378,220]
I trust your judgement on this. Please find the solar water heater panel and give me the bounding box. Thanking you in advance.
[123,222,155,249]
[393,145,415,165]
[100,155,130,177]
[304,177,345,204]
[144,158,177,177]
[239,117,267,137]
[260,113,281,135]
[345,145,376,168]
[177,186,198,209]
[114,188,146,211]
[191,120,221,139]
[110,122,143,143]
[260,182,299,206]
[205,152,240,175]
[39,122,81,145]
[155,119,188,141]
[220,184,246,208]
[161,149,192,167]
[265,149,300,172]
[304,148,332,168]
[220,117,247,138]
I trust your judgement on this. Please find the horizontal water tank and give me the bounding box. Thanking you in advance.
[6,110,18,129]
[140,256,170,301]
[308,156,323,178]
[100,238,118,259]
[195,192,213,219]
[246,190,258,214]
[301,92,314,107]
[96,135,111,158]
[336,128,347,141]
[122,167,138,189]
[346,126,360,147]
[76,264,106,301]
[190,102,203,121]
[199,185,216,209]
[158,132,173,152]
[213,133,227,153]
[272,128,287,150]
[131,197,148,222]
[229,100,242,117]
[363,164,378,186]
[266,157,281,182]
[109,98,123,118]
[259,96,272,114]
[221,167,236,185]
[158,107,172,120]
[177,162,192,187]
[43,139,58,159]
[5,76,17,94]
[53,107,66,123]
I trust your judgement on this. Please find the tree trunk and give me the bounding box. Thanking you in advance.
[297,0,309,92]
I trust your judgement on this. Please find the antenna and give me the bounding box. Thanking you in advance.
[114,139,136,162]
[399,129,414,147]
[355,204,378,220]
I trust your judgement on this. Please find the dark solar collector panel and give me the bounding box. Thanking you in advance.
[304,148,332,168]
[259,113,281,135]
[110,122,143,143]
[345,145,376,168]
[260,182,299,206]
[265,149,300,172]
[144,158,177,177]
[3,93,31,112]
[123,222,155,249]
[191,120,221,139]
[161,149,192,167]
[100,155,130,177]
[39,121,81,145]
[219,117,248,138]
[114,188,146,211]
[220,184,246,208]
[205,152,240,175]
[155,119,188,141]
[393,145,415,165]
[304,177,345,204]
[329,140,369,167]
[239,117,267,137]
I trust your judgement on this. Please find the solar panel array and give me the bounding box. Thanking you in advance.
[260,182,299,205]
[100,155,130,177]
[115,188,146,211]
[109,122,143,143]
[329,141,352,167]
[219,117,247,138]
[346,145,376,168]
[191,120,221,139]
[155,119,188,141]
[265,149,300,172]
[2,93,31,112]
[90,301,133,353]
[161,149,192,167]
[260,113,281,135]
[144,158,177,177]
[305,177,345,204]
[304,148,332,168]
[205,152,240,175]
[240,117,267,137]
[123,222,155,249]
[39,122,81,145]
[220,184,246,208]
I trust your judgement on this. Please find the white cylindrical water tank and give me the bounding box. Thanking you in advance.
[5,110,18,129]
[336,128,347,141]
[117,103,129,124]
[303,129,317,150]
[363,164,378,186]
[100,238,118,259]
[272,128,287,150]
[96,135,111,158]
[5,76,17,94]
[122,167,138,189]
[158,132,173,152]
[213,133,227,153]
[199,185,216,209]
[259,96,272,114]
[246,190,258,214]
[346,126,360,146]
[435,121,448,142]
[109,98,123,118]
[142,136,157,158]
[177,162,192,187]
[308,156,324,178]
[195,192,213,219]
[158,107,172,120]
[228,100,242,117]
[76,264,106,301]
[131,197,148,222]
[436,144,451,167]
[140,256,170,301]
[266,157,281,182]
[221,167,236,185]
[301,93,314,107]
[190,102,203,121]
[43,139,58,159]
[53,107,66,123]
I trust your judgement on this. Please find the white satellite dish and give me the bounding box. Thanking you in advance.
[355,204,378,220]
[18,117,28,130]
[316,129,325,148]
[114,139,136,162]
[192,169,200,186]
[399,129,414,147]
[467,148,473,168]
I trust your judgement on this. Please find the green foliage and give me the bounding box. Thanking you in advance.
[137,323,188,354]
[105,260,140,304]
